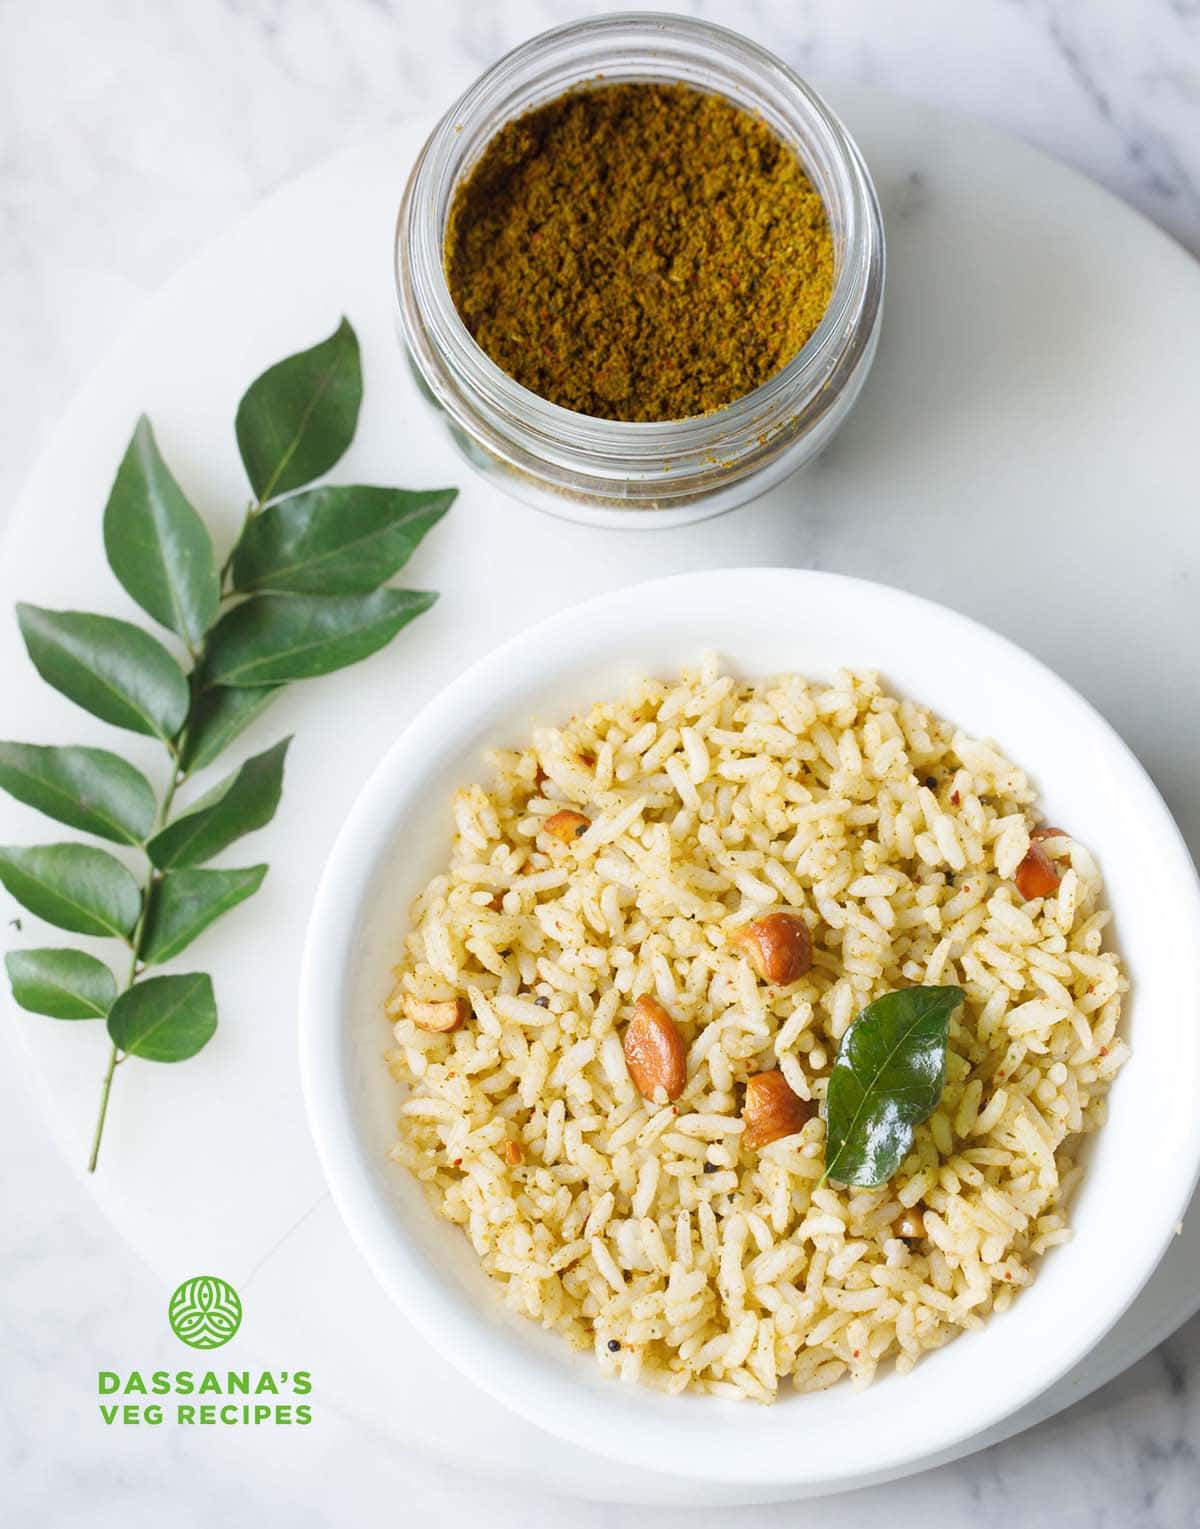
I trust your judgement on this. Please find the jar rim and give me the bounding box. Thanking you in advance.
[396,13,885,498]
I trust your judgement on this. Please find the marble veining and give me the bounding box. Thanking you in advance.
[2,3,1199,1525]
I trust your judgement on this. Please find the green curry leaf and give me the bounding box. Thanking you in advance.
[179,684,283,776]
[140,865,267,965]
[103,416,221,646]
[16,604,189,742]
[235,317,362,502]
[6,948,118,1020]
[0,843,141,939]
[147,738,290,869]
[204,589,436,687]
[0,741,156,845]
[107,972,217,1061]
[230,485,453,595]
[822,985,965,1188]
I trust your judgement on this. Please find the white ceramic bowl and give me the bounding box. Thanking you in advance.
[299,568,1200,1491]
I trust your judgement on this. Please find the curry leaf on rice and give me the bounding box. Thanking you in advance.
[822,985,964,1189]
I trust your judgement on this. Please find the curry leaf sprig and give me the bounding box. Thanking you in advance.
[0,319,454,1172]
[822,984,965,1188]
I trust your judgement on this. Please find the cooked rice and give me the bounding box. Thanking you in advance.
[384,661,1127,1399]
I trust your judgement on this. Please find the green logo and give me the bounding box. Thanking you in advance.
[168,1276,243,1350]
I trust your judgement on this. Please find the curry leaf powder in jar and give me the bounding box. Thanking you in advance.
[444,82,835,423]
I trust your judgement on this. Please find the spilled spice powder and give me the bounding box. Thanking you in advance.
[444,81,835,422]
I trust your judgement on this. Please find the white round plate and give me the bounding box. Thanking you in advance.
[3,86,1200,1505]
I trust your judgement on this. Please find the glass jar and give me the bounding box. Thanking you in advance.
[395,14,884,530]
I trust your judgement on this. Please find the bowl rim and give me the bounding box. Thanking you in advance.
[299,567,1200,1486]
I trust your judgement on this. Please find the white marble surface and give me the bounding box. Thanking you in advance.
[3,2,1200,1525]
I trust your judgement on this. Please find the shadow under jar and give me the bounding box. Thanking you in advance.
[395,14,885,529]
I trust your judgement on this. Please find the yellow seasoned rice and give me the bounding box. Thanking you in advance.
[384,661,1128,1399]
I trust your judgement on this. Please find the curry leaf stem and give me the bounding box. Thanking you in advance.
[86,651,197,1172]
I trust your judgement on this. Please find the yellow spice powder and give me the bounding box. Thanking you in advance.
[445,81,835,422]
